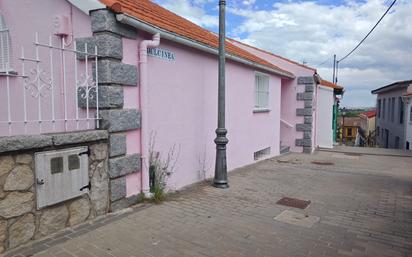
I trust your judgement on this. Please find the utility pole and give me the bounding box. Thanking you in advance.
[332,54,336,84]
[335,61,339,84]
[213,0,229,188]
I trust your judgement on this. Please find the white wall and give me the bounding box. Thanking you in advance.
[316,86,334,148]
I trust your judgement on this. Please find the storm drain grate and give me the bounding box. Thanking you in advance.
[311,161,334,165]
[276,197,311,209]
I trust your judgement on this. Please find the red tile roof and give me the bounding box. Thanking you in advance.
[319,79,344,90]
[227,38,317,72]
[361,110,376,118]
[99,0,294,78]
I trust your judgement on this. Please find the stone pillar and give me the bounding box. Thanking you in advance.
[76,9,141,212]
[295,76,316,153]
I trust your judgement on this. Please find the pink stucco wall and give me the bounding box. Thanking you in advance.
[0,0,93,136]
[231,41,316,153]
[124,35,283,192]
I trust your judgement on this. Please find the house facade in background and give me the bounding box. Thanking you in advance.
[230,40,344,150]
[372,80,411,149]
[359,110,377,136]
[0,0,341,251]
[359,110,376,146]
[316,79,344,148]
[338,117,362,146]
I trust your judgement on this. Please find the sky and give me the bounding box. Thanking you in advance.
[153,0,412,108]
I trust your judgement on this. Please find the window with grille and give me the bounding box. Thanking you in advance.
[377,99,381,118]
[254,73,269,109]
[0,11,13,73]
[399,97,404,124]
[410,106,412,122]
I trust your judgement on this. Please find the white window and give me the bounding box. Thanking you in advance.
[254,73,269,109]
[0,11,13,73]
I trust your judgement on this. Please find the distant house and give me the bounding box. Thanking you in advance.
[338,116,362,145]
[359,110,376,146]
[372,80,411,149]
[359,110,376,136]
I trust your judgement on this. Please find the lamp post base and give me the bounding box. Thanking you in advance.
[213,180,229,189]
[213,128,229,188]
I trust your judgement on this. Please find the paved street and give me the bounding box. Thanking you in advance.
[6,148,412,257]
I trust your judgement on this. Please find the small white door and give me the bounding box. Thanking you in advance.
[35,146,89,209]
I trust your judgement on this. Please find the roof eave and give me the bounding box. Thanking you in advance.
[116,13,295,79]
[372,80,411,94]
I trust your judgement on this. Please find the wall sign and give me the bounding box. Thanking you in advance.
[147,47,176,61]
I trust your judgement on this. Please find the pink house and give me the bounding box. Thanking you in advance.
[0,0,338,251]
[229,39,319,153]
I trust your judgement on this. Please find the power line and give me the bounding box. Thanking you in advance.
[338,0,397,63]
[317,57,330,67]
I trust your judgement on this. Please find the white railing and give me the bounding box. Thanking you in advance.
[0,33,99,136]
[281,118,294,128]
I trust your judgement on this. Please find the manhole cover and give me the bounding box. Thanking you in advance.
[274,210,320,228]
[276,197,311,209]
[311,161,334,165]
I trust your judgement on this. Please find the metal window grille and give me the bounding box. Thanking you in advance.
[254,147,271,160]
[410,106,412,122]
[377,99,381,118]
[255,73,269,109]
[0,12,13,72]
[0,33,99,136]
[399,97,404,124]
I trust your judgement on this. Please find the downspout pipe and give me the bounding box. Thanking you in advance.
[139,33,160,196]
[313,73,321,150]
[116,13,294,79]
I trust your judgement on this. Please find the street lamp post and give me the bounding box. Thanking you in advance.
[213,0,229,188]
[341,107,347,145]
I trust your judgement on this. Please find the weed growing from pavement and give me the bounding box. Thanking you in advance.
[148,131,180,204]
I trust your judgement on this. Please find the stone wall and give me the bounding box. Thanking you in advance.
[0,131,109,253]
[295,76,316,153]
[76,9,142,212]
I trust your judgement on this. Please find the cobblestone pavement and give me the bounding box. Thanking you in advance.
[6,149,412,257]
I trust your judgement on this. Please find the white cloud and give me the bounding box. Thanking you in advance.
[242,0,256,6]
[156,0,218,28]
[154,0,411,107]
[229,0,412,107]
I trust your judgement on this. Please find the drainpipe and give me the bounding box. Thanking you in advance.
[139,33,160,196]
[313,73,321,150]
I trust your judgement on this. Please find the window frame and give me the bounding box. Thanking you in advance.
[391,97,395,122]
[377,99,381,118]
[253,72,270,112]
[409,106,412,122]
[0,11,13,73]
[399,97,404,124]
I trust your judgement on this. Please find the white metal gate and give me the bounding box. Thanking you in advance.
[0,33,99,136]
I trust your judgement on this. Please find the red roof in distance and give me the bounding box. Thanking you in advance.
[361,110,376,118]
